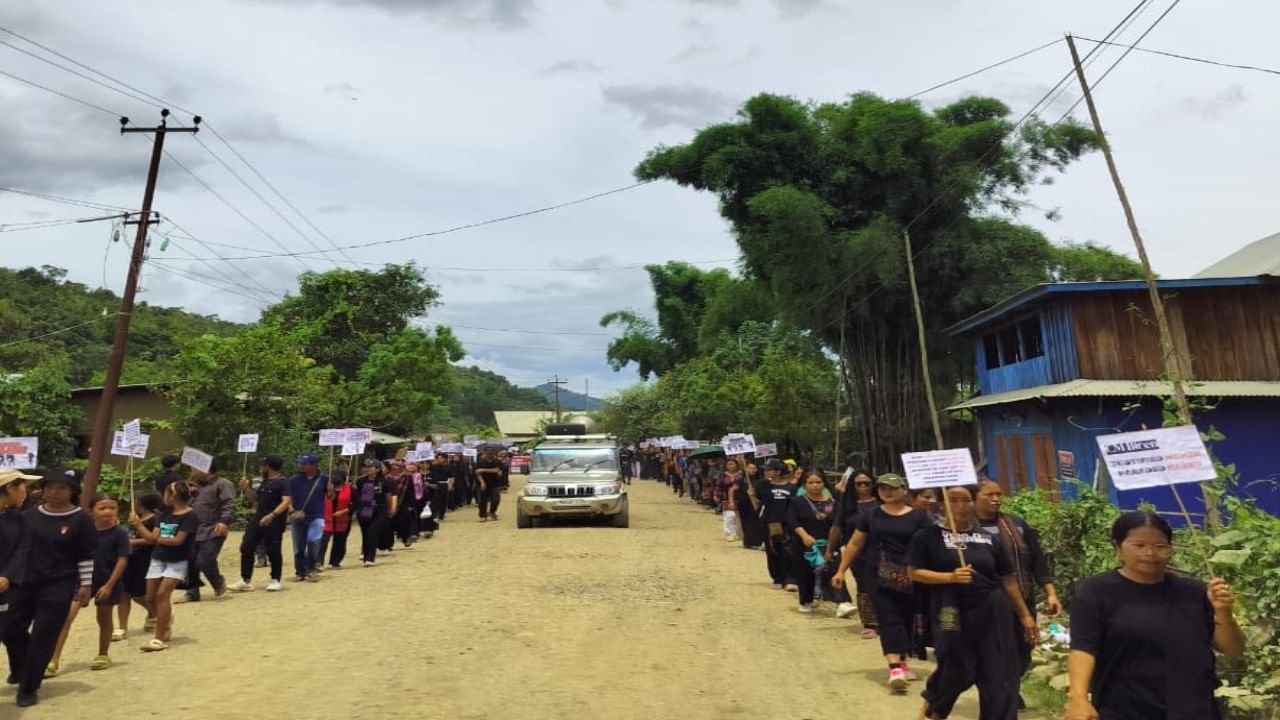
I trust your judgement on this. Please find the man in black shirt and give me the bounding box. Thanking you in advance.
[474,451,504,522]
[229,455,291,593]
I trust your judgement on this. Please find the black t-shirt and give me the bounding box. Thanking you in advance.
[907,524,1013,599]
[1070,571,1220,720]
[22,506,96,586]
[153,511,199,563]
[0,509,25,600]
[354,475,394,519]
[759,481,798,524]
[255,475,290,519]
[129,516,158,567]
[788,495,836,541]
[93,526,131,588]
[856,507,932,565]
[474,459,503,488]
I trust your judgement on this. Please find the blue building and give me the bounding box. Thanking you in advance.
[946,276,1280,520]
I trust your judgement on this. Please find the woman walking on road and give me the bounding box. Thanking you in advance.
[832,473,931,692]
[736,462,765,549]
[1064,511,1244,720]
[321,468,353,567]
[755,459,798,591]
[907,485,1039,720]
[717,459,745,542]
[354,460,395,567]
[788,471,837,613]
[0,469,34,686]
[831,470,880,636]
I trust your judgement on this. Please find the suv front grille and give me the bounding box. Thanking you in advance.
[547,485,595,498]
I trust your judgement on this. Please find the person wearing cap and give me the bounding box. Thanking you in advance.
[832,472,933,693]
[758,458,799,590]
[6,470,95,708]
[184,467,235,602]
[288,455,329,581]
[0,469,35,680]
[353,459,395,567]
[229,455,291,593]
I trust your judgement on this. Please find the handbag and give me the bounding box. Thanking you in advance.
[419,503,433,520]
[876,549,913,593]
[289,476,325,525]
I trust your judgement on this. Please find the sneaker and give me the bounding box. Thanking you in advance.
[266,579,282,592]
[363,561,374,567]
[836,602,856,619]
[888,667,908,691]
[111,628,127,641]
[305,573,320,583]
[213,581,227,598]
[227,579,254,593]
[797,603,815,614]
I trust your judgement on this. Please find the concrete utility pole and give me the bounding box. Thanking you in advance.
[83,110,200,506]
[1065,35,1217,528]
[547,375,568,422]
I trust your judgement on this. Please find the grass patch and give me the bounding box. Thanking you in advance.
[1021,675,1068,717]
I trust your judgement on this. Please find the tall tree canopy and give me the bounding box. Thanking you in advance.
[634,92,1138,467]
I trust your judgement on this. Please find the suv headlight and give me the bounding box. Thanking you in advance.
[595,483,621,496]
[524,485,548,497]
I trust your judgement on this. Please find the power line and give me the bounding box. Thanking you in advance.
[0,67,119,116]
[0,186,132,212]
[1075,36,1280,77]
[158,216,285,301]
[1056,0,1185,123]
[0,314,119,350]
[1039,0,1158,118]
[906,38,1064,99]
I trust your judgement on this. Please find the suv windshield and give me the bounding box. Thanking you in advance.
[531,447,619,474]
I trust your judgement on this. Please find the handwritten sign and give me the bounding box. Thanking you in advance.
[341,440,366,457]
[180,446,214,474]
[122,418,142,449]
[1096,425,1215,491]
[754,443,778,458]
[0,437,39,469]
[318,428,345,447]
[900,448,978,489]
[237,433,260,453]
[111,431,149,459]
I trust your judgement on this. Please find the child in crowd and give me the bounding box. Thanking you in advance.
[117,493,160,639]
[89,495,130,670]
[130,481,198,652]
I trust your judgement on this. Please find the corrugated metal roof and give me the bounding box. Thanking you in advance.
[945,276,1277,336]
[493,410,555,437]
[948,379,1280,410]
[1197,232,1280,278]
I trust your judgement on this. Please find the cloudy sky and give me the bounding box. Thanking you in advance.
[1,0,1277,395]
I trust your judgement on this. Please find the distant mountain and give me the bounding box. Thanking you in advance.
[533,383,603,412]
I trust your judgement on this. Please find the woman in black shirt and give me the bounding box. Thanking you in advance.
[829,470,879,635]
[833,473,932,691]
[907,484,1038,720]
[354,460,396,567]
[754,459,798,590]
[0,469,35,681]
[788,471,836,613]
[8,471,95,708]
[1066,511,1244,720]
[735,462,766,549]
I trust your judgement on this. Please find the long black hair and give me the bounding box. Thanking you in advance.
[1110,510,1173,546]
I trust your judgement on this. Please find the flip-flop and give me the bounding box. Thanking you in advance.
[140,639,169,653]
[111,629,126,641]
[90,655,112,670]
[43,663,58,678]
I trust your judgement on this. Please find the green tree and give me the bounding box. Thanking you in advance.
[597,383,674,445]
[0,364,82,465]
[1049,241,1144,281]
[261,264,439,379]
[634,92,1121,466]
[438,366,550,430]
[355,326,464,435]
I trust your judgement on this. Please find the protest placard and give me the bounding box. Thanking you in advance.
[110,431,149,459]
[900,448,978,489]
[318,428,345,446]
[180,446,213,474]
[0,437,39,469]
[1096,425,1216,491]
[722,434,757,456]
[463,435,479,447]
[345,428,372,445]
[122,418,142,449]
[416,441,433,454]
[463,448,478,459]
[754,443,778,458]
[439,442,464,454]
[341,441,366,457]
[237,433,260,453]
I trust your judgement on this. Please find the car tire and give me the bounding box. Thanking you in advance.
[611,499,629,528]
[516,507,532,529]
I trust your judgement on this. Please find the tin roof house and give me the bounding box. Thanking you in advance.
[946,276,1280,519]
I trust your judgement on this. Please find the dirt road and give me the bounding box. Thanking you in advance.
[27,480,1030,719]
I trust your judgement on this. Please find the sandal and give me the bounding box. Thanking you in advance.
[43,662,58,678]
[111,629,127,642]
[140,639,169,653]
[90,655,112,670]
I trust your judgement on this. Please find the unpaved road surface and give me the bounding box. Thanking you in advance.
[26,480,1035,719]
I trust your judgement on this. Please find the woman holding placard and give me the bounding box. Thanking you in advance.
[1064,511,1244,720]
[832,473,932,691]
[906,485,1038,720]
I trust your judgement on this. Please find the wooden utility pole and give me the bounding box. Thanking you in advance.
[1065,35,1217,528]
[83,110,200,506]
[833,297,846,467]
[547,375,568,422]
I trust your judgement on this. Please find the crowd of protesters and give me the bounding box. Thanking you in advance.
[0,445,512,708]
[633,445,1246,720]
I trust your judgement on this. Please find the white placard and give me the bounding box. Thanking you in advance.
[237,433,260,453]
[318,428,346,446]
[1096,425,1216,491]
[345,428,372,444]
[722,434,757,456]
[180,446,214,474]
[900,448,978,489]
[439,443,464,454]
[754,442,778,458]
[341,441,366,457]
[416,441,433,454]
[463,448,478,459]
[0,437,38,469]
[122,418,142,449]
[111,431,149,459]
[463,435,479,447]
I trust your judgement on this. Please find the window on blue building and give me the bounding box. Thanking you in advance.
[983,314,1045,369]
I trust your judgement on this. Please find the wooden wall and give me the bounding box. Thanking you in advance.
[1069,284,1280,381]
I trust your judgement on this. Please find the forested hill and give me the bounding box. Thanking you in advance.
[0,265,239,386]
